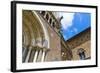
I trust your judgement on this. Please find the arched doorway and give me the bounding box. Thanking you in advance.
[22,10,50,63]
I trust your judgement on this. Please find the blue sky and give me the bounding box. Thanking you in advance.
[60,12,91,41]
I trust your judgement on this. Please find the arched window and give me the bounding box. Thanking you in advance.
[52,21,55,28]
[41,11,45,16]
[46,14,49,21]
[77,48,86,60]
[49,18,52,25]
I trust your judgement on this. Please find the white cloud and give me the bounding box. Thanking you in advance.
[60,12,75,30]
[76,13,82,22]
[73,28,78,33]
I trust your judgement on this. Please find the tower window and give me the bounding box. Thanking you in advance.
[41,11,45,16]
[52,22,55,28]
[77,48,86,60]
[46,14,49,21]
[49,18,52,24]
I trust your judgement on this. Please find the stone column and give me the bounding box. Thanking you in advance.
[36,50,42,62]
[28,49,35,62]
[41,48,46,62]
[33,50,38,62]
[44,12,47,18]
[22,47,29,62]
[48,14,50,22]
[25,46,32,62]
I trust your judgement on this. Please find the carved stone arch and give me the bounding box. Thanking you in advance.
[32,11,50,48]
[23,10,50,48]
[23,24,31,47]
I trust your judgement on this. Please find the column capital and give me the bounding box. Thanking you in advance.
[42,47,50,52]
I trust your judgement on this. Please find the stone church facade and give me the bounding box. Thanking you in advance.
[22,10,91,63]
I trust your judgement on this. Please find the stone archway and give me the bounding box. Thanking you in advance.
[22,10,50,63]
